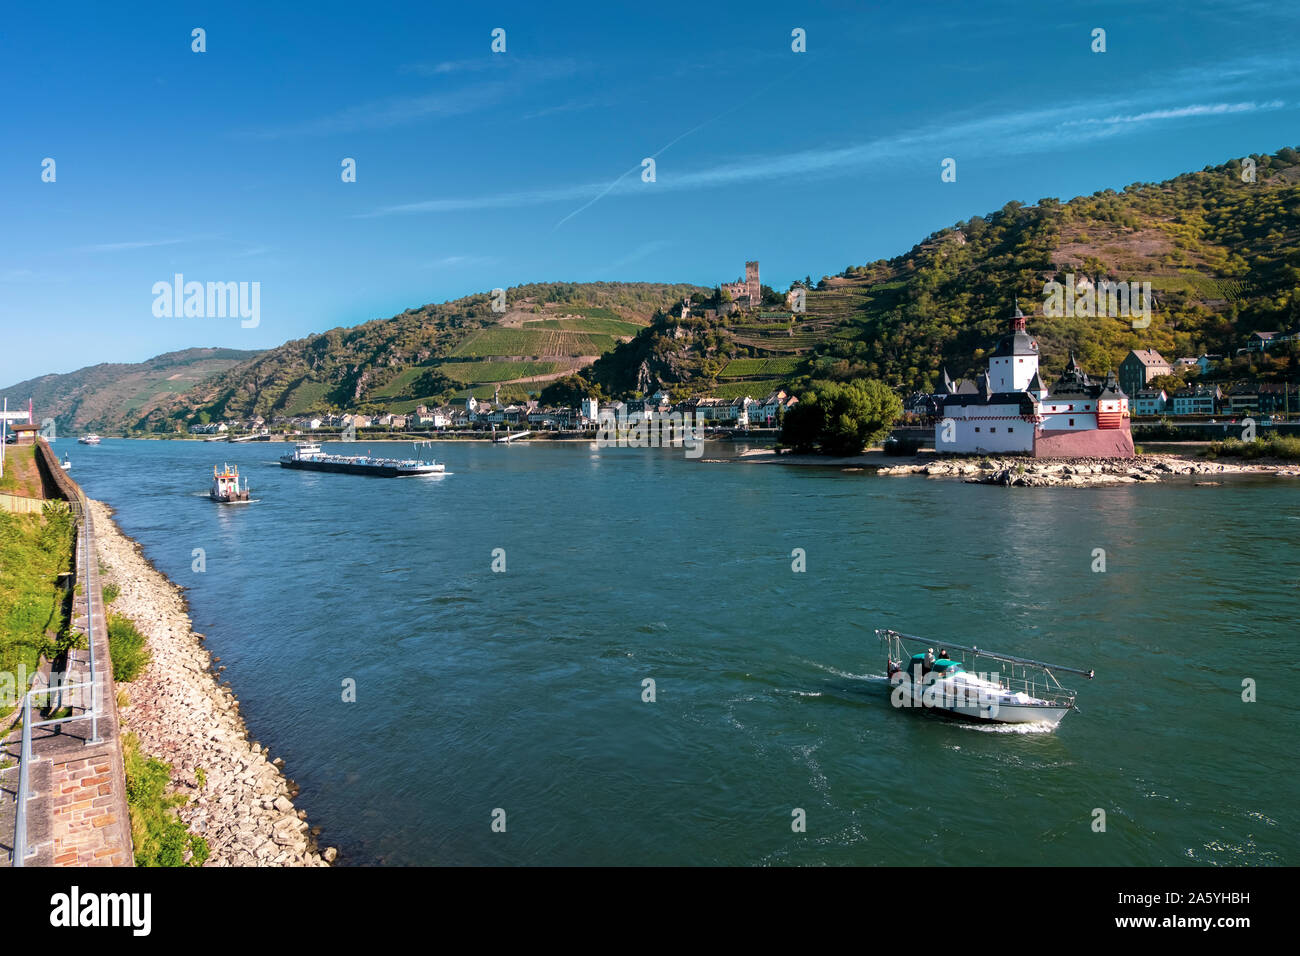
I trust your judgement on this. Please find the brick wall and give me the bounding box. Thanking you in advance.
[49,755,131,866]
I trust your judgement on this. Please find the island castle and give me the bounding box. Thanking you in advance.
[935,304,1134,458]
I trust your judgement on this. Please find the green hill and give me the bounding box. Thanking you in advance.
[0,348,263,436]
[143,283,707,430]
[123,146,1300,429]
[584,146,1300,397]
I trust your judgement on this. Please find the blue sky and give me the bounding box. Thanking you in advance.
[2,0,1298,386]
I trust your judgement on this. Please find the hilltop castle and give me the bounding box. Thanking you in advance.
[935,304,1134,458]
[721,261,760,307]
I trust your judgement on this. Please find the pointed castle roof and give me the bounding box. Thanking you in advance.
[991,300,1039,358]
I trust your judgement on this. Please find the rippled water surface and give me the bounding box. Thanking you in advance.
[67,439,1299,865]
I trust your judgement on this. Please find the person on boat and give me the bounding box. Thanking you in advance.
[923,647,935,676]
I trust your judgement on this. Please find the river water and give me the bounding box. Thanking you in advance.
[67,439,1298,865]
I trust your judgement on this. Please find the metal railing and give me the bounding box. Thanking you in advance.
[10,467,103,866]
[13,680,98,866]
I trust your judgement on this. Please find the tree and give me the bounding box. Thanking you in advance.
[1147,373,1186,394]
[779,379,903,455]
[538,374,602,407]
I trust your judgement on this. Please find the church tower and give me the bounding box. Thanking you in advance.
[988,300,1039,392]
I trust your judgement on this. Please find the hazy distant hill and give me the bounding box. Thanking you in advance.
[0,348,263,435]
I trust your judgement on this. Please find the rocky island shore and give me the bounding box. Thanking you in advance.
[89,499,334,867]
[875,453,1300,486]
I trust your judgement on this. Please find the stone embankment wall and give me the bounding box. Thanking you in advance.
[90,500,333,866]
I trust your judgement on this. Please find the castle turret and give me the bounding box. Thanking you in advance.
[988,301,1039,392]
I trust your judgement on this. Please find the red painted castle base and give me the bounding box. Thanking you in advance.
[1033,427,1135,459]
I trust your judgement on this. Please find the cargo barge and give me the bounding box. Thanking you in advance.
[279,441,445,477]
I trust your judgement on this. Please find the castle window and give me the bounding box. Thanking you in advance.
[1069,418,1075,426]
[990,427,996,432]
[974,427,980,433]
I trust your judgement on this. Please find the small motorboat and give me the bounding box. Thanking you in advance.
[210,463,252,502]
[78,434,102,445]
[877,629,1093,728]
[60,455,72,471]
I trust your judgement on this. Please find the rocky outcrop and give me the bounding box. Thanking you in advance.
[875,455,1300,487]
[88,500,333,867]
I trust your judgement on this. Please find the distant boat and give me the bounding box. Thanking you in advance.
[210,463,252,503]
[78,434,102,445]
[60,455,72,471]
[279,441,445,477]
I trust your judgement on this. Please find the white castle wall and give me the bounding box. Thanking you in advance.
[988,354,1037,392]
[937,403,1036,454]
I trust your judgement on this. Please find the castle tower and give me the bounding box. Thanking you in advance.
[744,261,760,304]
[987,301,1039,392]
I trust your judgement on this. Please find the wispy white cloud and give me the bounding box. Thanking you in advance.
[600,240,673,274]
[82,238,190,253]
[401,56,581,79]
[401,59,503,77]
[360,184,599,217]
[245,84,510,138]
[426,255,495,269]
[1065,100,1286,127]
[358,64,1295,221]
[249,57,587,139]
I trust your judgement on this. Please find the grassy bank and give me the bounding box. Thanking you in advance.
[123,731,210,866]
[107,612,150,682]
[0,444,44,497]
[1205,435,1300,460]
[0,501,75,681]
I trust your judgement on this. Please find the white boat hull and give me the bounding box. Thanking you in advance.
[888,673,1072,727]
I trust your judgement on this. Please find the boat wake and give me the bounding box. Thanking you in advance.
[952,720,1059,735]
[800,658,879,682]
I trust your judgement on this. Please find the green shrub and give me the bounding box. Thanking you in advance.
[123,732,209,867]
[102,582,120,605]
[107,613,150,682]
[1206,435,1300,461]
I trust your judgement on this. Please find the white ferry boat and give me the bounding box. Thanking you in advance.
[210,463,251,502]
[78,434,102,445]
